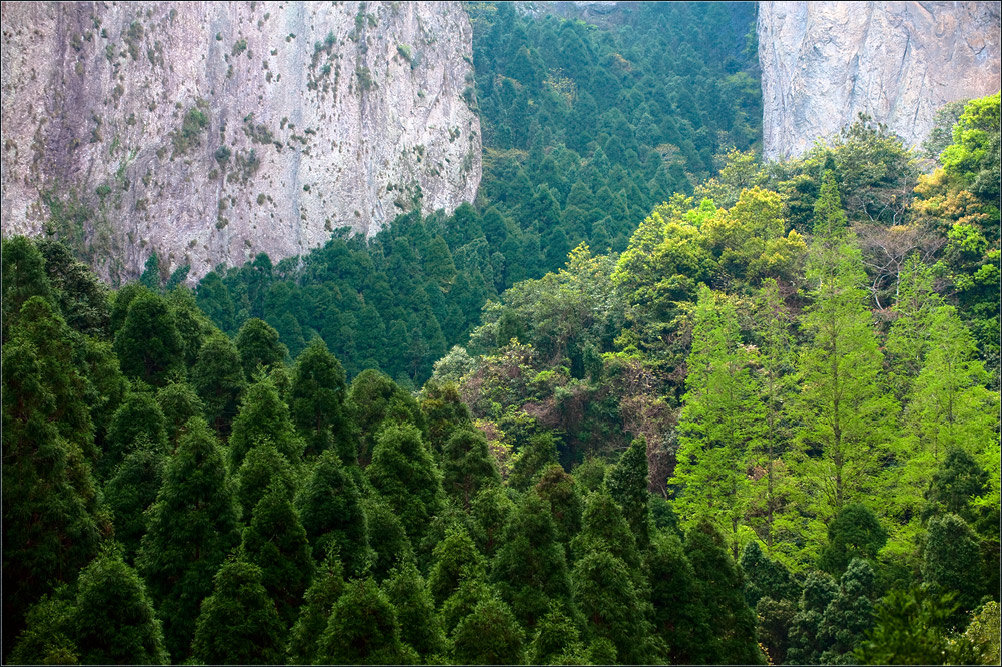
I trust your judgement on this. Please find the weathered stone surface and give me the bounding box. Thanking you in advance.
[759,1,1001,160]
[1,1,481,282]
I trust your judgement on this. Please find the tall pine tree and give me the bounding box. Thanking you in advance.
[137,417,240,660]
[793,171,898,553]
[670,285,762,555]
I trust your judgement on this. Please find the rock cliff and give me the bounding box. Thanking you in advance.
[1,1,481,282]
[759,1,1001,160]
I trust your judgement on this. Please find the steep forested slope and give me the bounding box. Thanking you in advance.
[3,2,1000,664]
[4,91,999,666]
[188,1,762,387]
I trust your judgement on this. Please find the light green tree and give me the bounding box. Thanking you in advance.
[885,256,942,398]
[792,172,898,556]
[907,304,999,461]
[669,284,762,555]
[750,279,796,554]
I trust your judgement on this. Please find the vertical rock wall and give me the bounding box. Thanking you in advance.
[1,1,481,281]
[759,1,1001,160]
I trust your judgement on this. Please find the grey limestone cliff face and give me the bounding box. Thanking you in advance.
[759,1,1001,161]
[1,1,481,282]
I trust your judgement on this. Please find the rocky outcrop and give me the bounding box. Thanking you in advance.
[1,1,481,282]
[759,1,1001,160]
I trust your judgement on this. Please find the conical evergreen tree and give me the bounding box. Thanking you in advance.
[529,602,588,665]
[855,584,965,665]
[1,236,53,342]
[787,570,838,664]
[422,235,458,288]
[755,596,798,666]
[191,559,285,665]
[71,552,169,665]
[508,432,559,491]
[235,317,288,380]
[818,503,887,575]
[364,496,414,581]
[113,291,183,386]
[241,484,314,627]
[606,435,651,549]
[2,328,100,654]
[192,334,246,437]
[470,485,516,560]
[440,575,497,637]
[234,438,297,521]
[648,531,710,664]
[492,492,573,630]
[428,524,487,607]
[286,555,345,666]
[925,448,989,523]
[571,548,651,664]
[104,446,166,560]
[165,285,214,370]
[685,520,765,664]
[101,389,168,478]
[228,375,304,471]
[316,577,418,665]
[7,296,96,458]
[817,558,877,663]
[922,513,985,619]
[195,270,236,333]
[8,593,79,665]
[533,464,583,544]
[78,335,129,459]
[137,417,239,660]
[420,380,473,456]
[739,540,800,609]
[382,562,447,660]
[442,427,501,510]
[156,381,205,448]
[451,597,526,665]
[109,282,151,335]
[571,489,640,571]
[348,368,425,464]
[296,449,370,573]
[289,336,353,460]
[367,422,444,544]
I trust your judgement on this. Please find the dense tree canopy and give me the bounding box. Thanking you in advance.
[2,9,999,665]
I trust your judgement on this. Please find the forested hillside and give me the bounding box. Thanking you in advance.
[2,2,1000,665]
[185,1,762,386]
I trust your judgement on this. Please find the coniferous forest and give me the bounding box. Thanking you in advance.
[2,2,1000,665]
